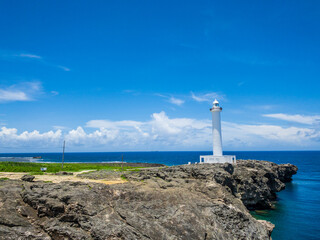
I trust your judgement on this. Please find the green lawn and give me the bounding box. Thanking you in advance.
[0,162,142,174]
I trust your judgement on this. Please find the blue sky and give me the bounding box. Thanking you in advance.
[0,0,320,152]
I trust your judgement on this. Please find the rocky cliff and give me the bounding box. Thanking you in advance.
[0,160,297,240]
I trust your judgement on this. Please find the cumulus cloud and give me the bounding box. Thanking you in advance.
[1,111,320,152]
[222,122,320,148]
[263,113,320,125]
[191,92,224,103]
[0,82,42,103]
[0,127,62,150]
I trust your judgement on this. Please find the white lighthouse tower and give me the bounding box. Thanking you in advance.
[211,99,223,156]
[200,99,236,164]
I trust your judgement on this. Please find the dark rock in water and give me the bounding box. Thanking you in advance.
[233,160,298,209]
[55,171,73,176]
[21,175,35,182]
[0,160,297,240]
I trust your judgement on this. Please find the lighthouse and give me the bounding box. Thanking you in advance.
[211,99,223,156]
[200,100,236,164]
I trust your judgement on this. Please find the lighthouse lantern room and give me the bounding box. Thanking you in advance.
[200,99,236,164]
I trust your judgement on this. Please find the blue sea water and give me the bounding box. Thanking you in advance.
[0,151,319,240]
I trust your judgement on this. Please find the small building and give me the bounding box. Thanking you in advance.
[200,99,236,164]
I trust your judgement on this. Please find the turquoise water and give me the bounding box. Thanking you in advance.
[0,151,319,239]
[248,151,320,240]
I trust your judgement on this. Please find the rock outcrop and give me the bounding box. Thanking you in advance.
[124,160,297,210]
[77,170,122,180]
[21,174,35,182]
[0,160,297,240]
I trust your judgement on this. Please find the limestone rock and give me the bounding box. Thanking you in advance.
[78,170,121,180]
[21,175,35,182]
[258,220,275,237]
[0,160,297,240]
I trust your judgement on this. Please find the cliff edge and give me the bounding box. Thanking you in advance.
[0,160,297,240]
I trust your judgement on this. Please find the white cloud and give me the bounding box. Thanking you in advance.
[169,97,184,106]
[57,65,71,72]
[191,92,224,103]
[0,89,29,102]
[53,126,67,130]
[1,111,320,152]
[0,82,42,103]
[150,111,209,134]
[16,53,42,59]
[263,113,320,125]
[0,127,62,150]
[2,52,70,72]
[222,122,320,148]
[155,94,185,106]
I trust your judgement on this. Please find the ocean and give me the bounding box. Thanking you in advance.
[0,151,319,240]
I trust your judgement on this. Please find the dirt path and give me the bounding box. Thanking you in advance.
[0,170,126,185]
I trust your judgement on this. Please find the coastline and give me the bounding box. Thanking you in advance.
[0,160,297,239]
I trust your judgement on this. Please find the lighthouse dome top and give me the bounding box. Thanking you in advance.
[210,99,222,111]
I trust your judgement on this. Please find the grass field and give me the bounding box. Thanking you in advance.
[0,162,143,174]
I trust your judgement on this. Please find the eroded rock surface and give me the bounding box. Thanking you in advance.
[0,160,297,240]
[77,170,121,180]
[21,175,35,182]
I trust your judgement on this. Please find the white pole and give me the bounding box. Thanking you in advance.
[61,140,65,170]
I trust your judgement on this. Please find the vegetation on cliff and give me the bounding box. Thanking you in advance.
[0,162,163,174]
